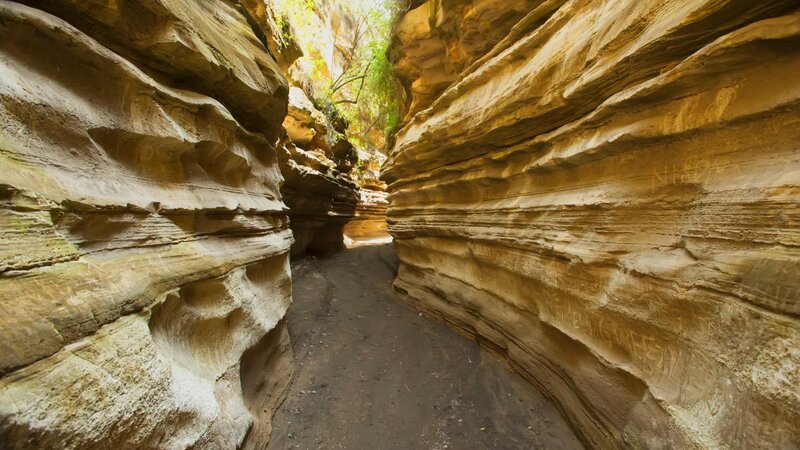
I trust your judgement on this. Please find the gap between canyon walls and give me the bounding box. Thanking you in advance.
[1,0,799,449]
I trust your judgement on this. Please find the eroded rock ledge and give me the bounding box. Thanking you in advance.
[280,86,359,255]
[344,186,390,242]
[384,0,800,448]
[0,1,293,447]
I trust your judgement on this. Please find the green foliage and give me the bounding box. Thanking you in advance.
[366,38,401,139]
[274,0,313,45]
[351,159,368,180]
[276,0,403,154]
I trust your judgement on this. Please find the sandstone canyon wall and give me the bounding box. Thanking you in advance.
[384,0,800,448]
[265,0,367,255]
[344,186,390,242]
[0,1,294,448]
[280,86,359,255]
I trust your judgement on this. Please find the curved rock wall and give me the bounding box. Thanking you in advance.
[384,0,800,448]
[266,0,365,256]
[278,136,359,255]
[0,1,293,448]
[344,188,390,242]
[280,86,359,255]
[391,0,567,119]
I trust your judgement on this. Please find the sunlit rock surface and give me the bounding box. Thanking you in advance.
[268,0,365,255]
[344,188,390,242]
[285,86,331,152]
[384,0,800,448]
[0,1,293,448]
[240,0,304,72]
[279,87,359,255]
[282,0,360,85]
[391,0,566,119]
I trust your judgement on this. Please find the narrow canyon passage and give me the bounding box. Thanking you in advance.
[2,0,798,448]
[267,243,583,450]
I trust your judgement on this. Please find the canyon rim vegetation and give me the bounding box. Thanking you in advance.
[0,0,798,449]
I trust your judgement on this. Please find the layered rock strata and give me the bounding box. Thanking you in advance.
[269,0,386,254]
[0,1,293,448]
[278,138,359,255]
[280,87,359,255]
[384,1,800,448]
[391,0,567,119]
[344,187,390,242]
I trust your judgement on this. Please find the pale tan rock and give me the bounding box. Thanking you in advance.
[239,0,304,72]
[280,83,359,255]
[0,259,292,449]
[268,0,381,255]
[18,0,288,139]
[344,188,390,242]
[0,1,293,448]
[384,1,800,448]
[285,0,360,83]
[391,0,562,119]
[284,86,331,151]
[278,139,359,255]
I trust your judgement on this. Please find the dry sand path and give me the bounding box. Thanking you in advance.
[267,243,583,450]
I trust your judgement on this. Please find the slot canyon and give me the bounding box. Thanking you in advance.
[0,0,798,448]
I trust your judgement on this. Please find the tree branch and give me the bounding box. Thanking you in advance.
[332,73,367,93]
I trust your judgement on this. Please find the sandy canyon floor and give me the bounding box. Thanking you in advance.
[267,243,584,450]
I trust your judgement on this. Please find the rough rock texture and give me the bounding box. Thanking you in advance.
[344,188,390,242]
[22,0,288,139]
[384,1,800,448]
[283,0,360,85]
[284,87,331,152]
[0,1,293,448]
[279,87,359,255]
[391,0,567,119]
[262,0,390,255]
[310,0,360,81]
[278,137,358,255]
[264,0,366,256]
[239,0,304,72]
